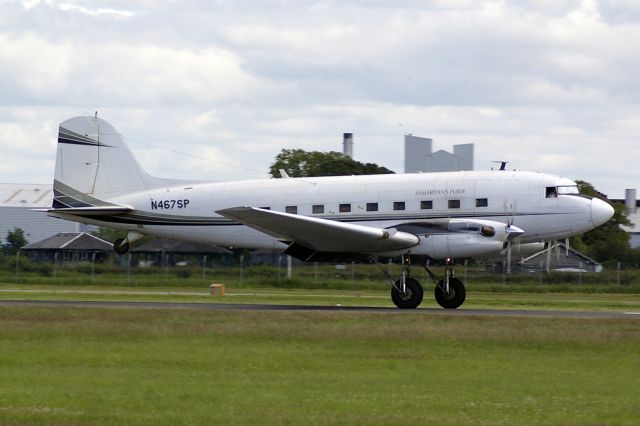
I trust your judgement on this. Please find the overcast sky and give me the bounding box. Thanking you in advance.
[1,0,638,198]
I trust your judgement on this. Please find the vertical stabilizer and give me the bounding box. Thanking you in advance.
[53,116,150,207]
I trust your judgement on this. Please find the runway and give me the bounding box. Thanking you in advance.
[1,299,638,319]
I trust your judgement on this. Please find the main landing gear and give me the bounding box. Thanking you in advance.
[113,238,129,254]
[373,255,466,309]
[113,232,145,254]
[433,258,466,309]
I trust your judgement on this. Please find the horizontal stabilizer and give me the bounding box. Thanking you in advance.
[35,206,133,216]
[216,206,419,253]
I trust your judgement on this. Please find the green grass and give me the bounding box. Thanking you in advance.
[2,283,640,312]
[0,307,638,425]
[3,259,640,292]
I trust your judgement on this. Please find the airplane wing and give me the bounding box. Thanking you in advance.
[217,207,419,253]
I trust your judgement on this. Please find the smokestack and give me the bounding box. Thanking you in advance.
[625,189,637,213]
[343,133,353,159]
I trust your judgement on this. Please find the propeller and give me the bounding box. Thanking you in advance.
[504,220,525,274]
[506,224,524,239]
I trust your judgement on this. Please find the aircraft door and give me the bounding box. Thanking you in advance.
[504,197,517,225]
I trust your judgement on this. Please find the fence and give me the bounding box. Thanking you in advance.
[2,254,640,292]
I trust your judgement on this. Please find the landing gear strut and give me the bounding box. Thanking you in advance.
[433,258,466,309]
[372,255,467,309]
[390,254,424,309]
[373,254,424,309]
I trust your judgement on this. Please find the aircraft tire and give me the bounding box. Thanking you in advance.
[114,238,130,254]
[435,277,466,309]
[391,277,423,309]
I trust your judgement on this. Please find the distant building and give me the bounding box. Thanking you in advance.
[131,238,233,267]
[0,183,91,245]
[613,189,640,248]
[21,232,113,263]
[514,242,602,273]
[343,133,354,159]
[404,135,432,173]
[404,135,474,173]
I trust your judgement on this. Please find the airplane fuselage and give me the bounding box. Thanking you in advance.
[47,115,616,308]
[54,170,609,255]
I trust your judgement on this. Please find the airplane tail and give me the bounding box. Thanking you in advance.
[52,116,153,208]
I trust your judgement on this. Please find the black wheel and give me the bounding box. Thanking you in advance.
[391,277,424,309]
[435,277,466,309]
[114,238,129,254]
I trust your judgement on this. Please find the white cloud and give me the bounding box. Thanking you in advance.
[0,0,639,198]
[21,0,134,18]
[0,34,73,95]
[0,33,272,107]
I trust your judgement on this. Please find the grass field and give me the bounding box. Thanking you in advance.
[2,283,640,312]
[1,302,639,425]
[4,260,640,293]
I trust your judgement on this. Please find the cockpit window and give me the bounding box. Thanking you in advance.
[557,185,579,195]
[547,185,579,198]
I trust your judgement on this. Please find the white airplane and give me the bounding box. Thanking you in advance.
[45,116,614,309]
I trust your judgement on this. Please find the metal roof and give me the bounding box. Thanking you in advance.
[0,183,53,207]
[22,232,113,251]
[131,238,231,254]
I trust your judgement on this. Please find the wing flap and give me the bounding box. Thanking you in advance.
[217,207,419,253]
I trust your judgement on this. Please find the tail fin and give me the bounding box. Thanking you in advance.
[53,116,151,207]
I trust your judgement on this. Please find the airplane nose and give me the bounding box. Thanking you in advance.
[590,198,614,227]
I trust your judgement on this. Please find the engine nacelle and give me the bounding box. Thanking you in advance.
[417,233,504,258]
[392,219,522,260]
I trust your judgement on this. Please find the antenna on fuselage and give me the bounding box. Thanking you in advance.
[279,169,290,179]
[491,161,508,171]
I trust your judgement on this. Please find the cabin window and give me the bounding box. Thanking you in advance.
[448,199,461,209]
[476,198,488,208]
[420,200,433,210]
[366,202,378,212]
[312,205,324,214]
[285,205,297,214]
[393,201,405,211]
[259,206,270,210]
[339,203,351,213]
[546,186,558,198]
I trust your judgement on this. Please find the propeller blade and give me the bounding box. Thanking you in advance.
[506,225,524,239]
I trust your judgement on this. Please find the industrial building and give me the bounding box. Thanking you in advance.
[342,133,353,159]
[615,189,640,248]
[0,183,88,246]
[404,134,474,173]
[339,132,474,173]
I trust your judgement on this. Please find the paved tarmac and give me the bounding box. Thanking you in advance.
[1,299,639,319]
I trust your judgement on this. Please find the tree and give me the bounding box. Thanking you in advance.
[2,228,28,255]
[570,180,632,264]
[269,149,394,178]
